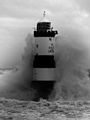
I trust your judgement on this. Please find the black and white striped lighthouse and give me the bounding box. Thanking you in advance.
[32,11,58,100]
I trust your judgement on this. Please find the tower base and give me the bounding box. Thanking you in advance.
[31,81,55,101]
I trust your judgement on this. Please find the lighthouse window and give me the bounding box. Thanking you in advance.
[51,43,54,46]
[48,46,54,53]
[36,44,38,48]
[49,38,52,41]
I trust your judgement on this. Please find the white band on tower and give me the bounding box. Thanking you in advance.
[33,68,55,81]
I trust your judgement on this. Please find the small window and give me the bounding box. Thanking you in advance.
[49,38,52,41]
[51,43,54,46]
[36,44,38,48]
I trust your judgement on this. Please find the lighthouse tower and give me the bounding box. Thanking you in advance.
[32,11,58,100]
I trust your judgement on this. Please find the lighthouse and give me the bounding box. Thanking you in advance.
[31,11,58,100]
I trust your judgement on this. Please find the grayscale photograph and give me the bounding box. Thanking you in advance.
[0,0,90,119]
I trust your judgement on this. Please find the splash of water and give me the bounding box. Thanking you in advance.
[49,29,90,100]
[0,27,90,101]
[21,27,90,101]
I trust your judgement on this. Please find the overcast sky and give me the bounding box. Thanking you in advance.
[0,0,90,67]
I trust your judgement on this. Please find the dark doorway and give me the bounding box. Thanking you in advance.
[31,81,55,101]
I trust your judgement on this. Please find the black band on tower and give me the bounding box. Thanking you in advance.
[33,55,56,68]
[34,31,58,37]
